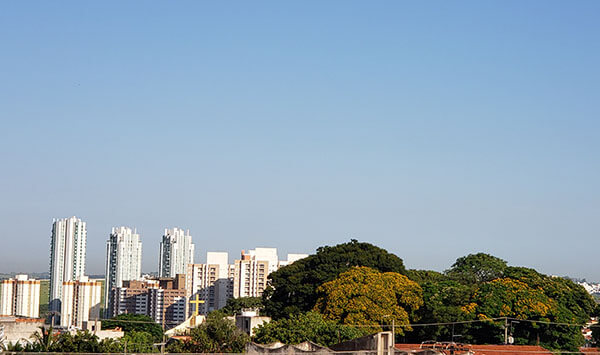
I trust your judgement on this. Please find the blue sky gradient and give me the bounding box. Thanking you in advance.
[1,1,599,279]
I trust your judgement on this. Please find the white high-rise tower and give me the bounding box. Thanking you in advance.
[104,226,143,310]
[158,228,194,277]
[49,216,87,312]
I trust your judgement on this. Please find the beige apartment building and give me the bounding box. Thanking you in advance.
[60,276,102,328]
[0,275,41,318]
[187,252,234,315]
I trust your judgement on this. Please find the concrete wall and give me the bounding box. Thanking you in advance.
[0,317,45,346]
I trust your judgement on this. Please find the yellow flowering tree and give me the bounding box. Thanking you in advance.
[313,266,423,335]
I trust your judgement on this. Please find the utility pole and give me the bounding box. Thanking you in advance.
[504,317,508,345]
[161,300,166,355]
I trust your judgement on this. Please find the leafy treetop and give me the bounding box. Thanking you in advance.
[263,240,406,318]
[446,253,507,284]
[253,311,367,347]
[314,266,423,335]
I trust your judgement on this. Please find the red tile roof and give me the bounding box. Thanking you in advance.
[395,344,552,355]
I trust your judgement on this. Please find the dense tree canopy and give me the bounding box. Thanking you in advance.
[314,266,422,335]
[405,279,474,343]
[253,311,366,346]
[445,253,507,284]
[404,254,597,351]
[263,240,407,318]
[166,312,249,353]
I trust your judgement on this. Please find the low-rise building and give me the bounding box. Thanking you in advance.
[235,310,270,336]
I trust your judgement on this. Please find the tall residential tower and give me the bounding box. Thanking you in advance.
[104,226,143,311]
[158,228,194,277]
[49,216,87,313]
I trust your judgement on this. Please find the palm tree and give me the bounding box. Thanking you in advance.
[30,326,55,352]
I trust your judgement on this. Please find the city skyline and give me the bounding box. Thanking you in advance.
[1,1,599,281]
[1,215,599,282]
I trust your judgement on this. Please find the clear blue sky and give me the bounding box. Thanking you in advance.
[1,1,599,280]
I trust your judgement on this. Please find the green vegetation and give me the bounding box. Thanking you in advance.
[221,296,263,315]
[253,311,367,346]
[403,255,596,351]
[262,244,596,351]
[1,327,158,353]
[314,266,422,335]
[39,280,49,316]
[166,312,249,353]
[263,240,406,319]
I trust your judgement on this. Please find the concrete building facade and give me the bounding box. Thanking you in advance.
[187,252,234,315]
[49,216,87,313]
[158,228,194,277]
[109,275,187,329]
[60,276,102,329]
[104,226,143,311]
[0,275,40,318]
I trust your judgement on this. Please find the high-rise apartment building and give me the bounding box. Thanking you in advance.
[233,249,308,299]
[60,276,102,328]
[0,275,41,318]
[233,248,279,298]
[187,252,234,315]
[104,226,143,311]
[108,275,187,328]
[49,216,87,312]
[158,228,194,277]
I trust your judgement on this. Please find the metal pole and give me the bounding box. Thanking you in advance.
[504,318,508,345]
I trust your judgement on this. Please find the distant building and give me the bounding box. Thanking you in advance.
[186,248,308,304]
[0,275,41,318]
[187,252,234,315]
[60,276,102,329]
[233,248,307,298]
[159,228,194,277]
[233,249,274,298]
[104,226,143,311]
[49,216,87,313]
[109,275,187,328]
[278,253,309,268]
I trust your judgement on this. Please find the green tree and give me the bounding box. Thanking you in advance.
[313,266,423,335]
[446,253,507,284]
[173,312,249,353]
[406,269,448,284]
[48,330,100,353]
[29,326,56,352]
[121,330,158,353]
[98,337,124,353]
[503,267,595,351]
[264,240,407,318]
[221,296,263,315]
[460,277,588,351]
[253,311,366,346]
[405,280,474,343]
[102,313,163,341]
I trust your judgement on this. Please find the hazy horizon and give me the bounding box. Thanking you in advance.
[1,2,598,280]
